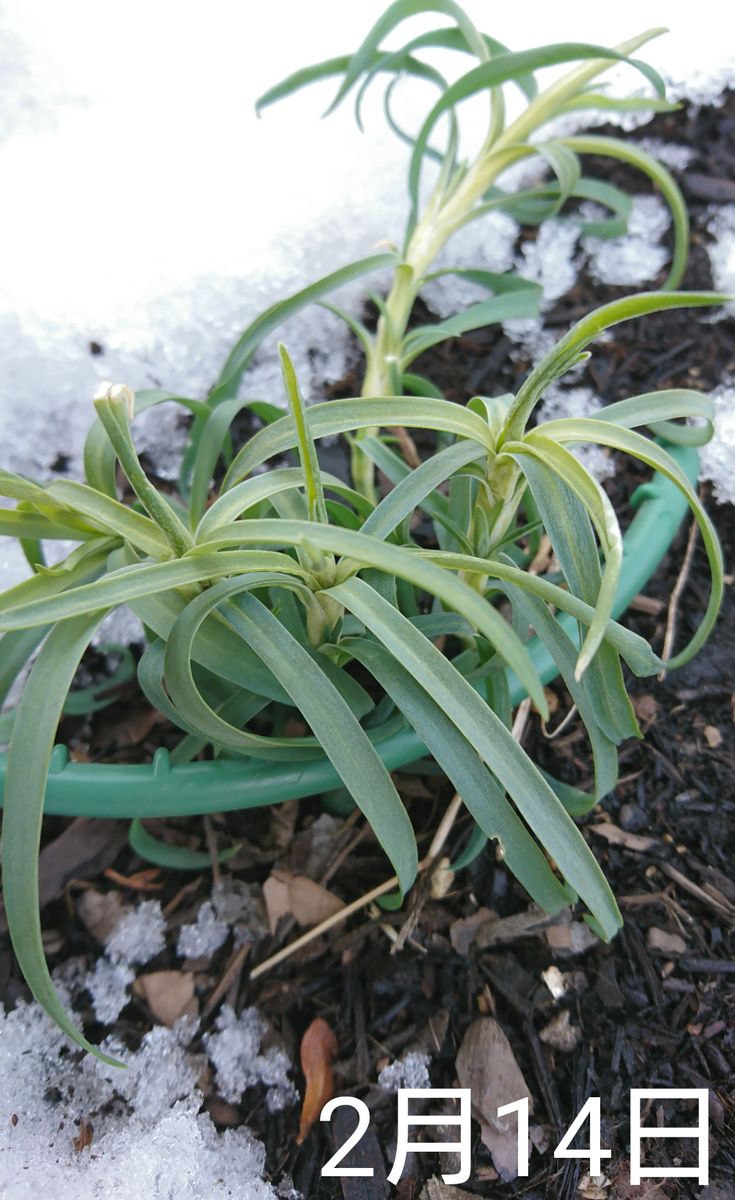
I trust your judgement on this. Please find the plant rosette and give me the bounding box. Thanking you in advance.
[0,0,731,1067]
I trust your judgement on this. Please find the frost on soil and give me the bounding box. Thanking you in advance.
[0,980,279,1200]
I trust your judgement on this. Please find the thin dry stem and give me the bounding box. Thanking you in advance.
[511,695,532,744]
[541,702,578,741]
[249,793,466,980]
[659,517,699,682]
[203,814,222,886]
[202,940,252,1017]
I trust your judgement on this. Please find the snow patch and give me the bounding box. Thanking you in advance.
[378,1050,431,1091]
[0,984,277,1200]
[85,900,166,1024]
[698,383,735,505]
[177,901,230,960]
[203,1006,297,1113]
[583,194,671,287]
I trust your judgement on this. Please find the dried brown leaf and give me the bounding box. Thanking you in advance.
[136,970,198,1027]
[474,904,563,950]
[104,867,163,891]
[72,1116,93,1153]
[632,694,658,725]
[590,821,656,853]
[539,1009,581,1052]
[0,817,128,933]
[455,1017,533,1183]
[297,1017,338,1144]
[262,871,345,935]
[76,889,132,945]
[449,907,497,957]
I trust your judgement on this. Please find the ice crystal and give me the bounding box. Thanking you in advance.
[378,1050,431,1091]
[0,988,277,1199]
[85,957,135,1024]
[106,899,166,966]
[176,900,229,959]
[706,205,735,318]
[203,1005,297,1113]
[698,384,735,504]
[583,195,671,287]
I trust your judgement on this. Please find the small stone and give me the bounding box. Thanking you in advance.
[619,804,647,833]
[646,928,687,956]
[539,1010,581,1052]
[704,725,723,747]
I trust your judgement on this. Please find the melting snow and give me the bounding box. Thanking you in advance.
[583,194,672,287]
[84,900,166,1024]
[203,1006,298,1114]
[177,900,230,960]
[0,983,278,1200]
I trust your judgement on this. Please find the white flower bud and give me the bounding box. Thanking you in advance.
[93,381,135,421]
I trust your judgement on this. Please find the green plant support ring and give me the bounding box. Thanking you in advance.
[0,441,698,819]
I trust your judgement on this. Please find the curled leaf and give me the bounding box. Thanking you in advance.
[297,1017,338,1144]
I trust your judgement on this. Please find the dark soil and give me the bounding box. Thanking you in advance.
[2,92,735,1198]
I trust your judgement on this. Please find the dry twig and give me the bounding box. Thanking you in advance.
[659,516,699,681]
[249,793,465,980]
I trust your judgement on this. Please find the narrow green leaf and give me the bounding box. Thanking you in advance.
[560,135,689,288]
[0,551,310,630]
[129,818,240,869]
[361,439,482,540]
[333,578,620,936]
[255,54,352,115]
[0,509,100,541]
[0,469,57,505]
[401,373,446,399]
[179,253,399,495]
[2,609,125,1066]
[536,140,581,210]
[408,43,666,208]
[500,580,619,798]
[508,437,627,686]
[401,290,541,364]
[278,344,328,524]
[94,392,193,557]
[449,822,489,870]
[223,396,495,491]
[343,636,571,912]
[190,520,548,715]
[198,578,418,895]
[127,583,291,705]
[189,398,271,531]
[557,93,678,116]
[537,768,596,817]
[327,0,489,115]
[138,634,281,754]
[46,481,171,562]
[533,420,724,667]
[501,291,732,443]
[414,546,663,677]
[582,388,714,445]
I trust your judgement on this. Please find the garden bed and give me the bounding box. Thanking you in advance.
[1,92,734,1199]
